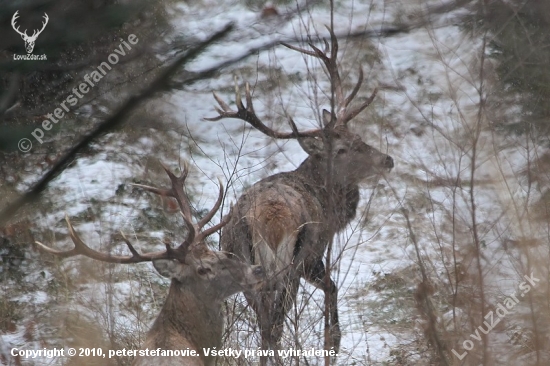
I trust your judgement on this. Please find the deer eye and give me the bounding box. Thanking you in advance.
[197,267,212,276]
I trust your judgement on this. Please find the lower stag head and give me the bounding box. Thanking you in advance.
[152,245,265,302]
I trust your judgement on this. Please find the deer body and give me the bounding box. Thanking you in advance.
[223,158,362,278]
[134,254,264,366]
[143,281,224,361]
[221,126,392,353]
[135,282,226,366]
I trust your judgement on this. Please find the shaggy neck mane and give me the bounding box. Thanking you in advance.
[147,280,223,363]
[294,156,360,231]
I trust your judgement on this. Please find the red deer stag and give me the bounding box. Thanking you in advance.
[205,33,394,359]
[35,163,265,366]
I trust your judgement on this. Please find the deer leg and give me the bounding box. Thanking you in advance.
[268,276,299,366]
[245,289,283,366]
[245,275,299,366]
[303,259,341,352]
[271,275,299,341]
[244,291,273,360]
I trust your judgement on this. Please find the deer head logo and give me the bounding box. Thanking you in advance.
[11,11,49,54]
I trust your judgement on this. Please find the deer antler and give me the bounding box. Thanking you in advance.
[205,30,377,144]
[204,79,322,139]
[133,161,196,242]
[132,162,230,243]
[281,27,377,128]
[35,162,230,264]
[35,214,178,263]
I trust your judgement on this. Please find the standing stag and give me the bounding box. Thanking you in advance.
[35,163,265,366]
[206,33,394,360]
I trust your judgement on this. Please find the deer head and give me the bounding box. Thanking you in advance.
[205,31,393,188]
[296,110,394,185]
[35,162,264,302]
[11,11,49,54]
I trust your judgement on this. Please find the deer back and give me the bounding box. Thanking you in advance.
[222,176,322,277]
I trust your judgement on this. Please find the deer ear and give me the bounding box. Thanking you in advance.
[153,259,176,278]
[322,109,332,126]
[153,259,188,279]
[196,266,214,279]
[298,137,324,155]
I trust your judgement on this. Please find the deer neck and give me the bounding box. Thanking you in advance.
[296,156,356,192]
[295,157,360,232]
[147,280,223,363]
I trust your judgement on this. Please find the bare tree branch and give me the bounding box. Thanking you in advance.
[0,23,234,226]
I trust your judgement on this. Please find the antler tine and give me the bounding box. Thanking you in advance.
[326,25,338,62]
[158,161,198,248]
[130,183,172,197]
[209,92,233,117]
[281,41,332,72]
[288,116,320,152]
[34,214,174,263]
[204,80,322,140]
[197,177,224,230]
[344,66,364,108]
[132,162,197,250]
[119,231,143,257]
[197,203,233,241]
[341,87,378,125]
[324,26,347,129]
[307,42,327,59]
[323,38,330,54]
[288,117,298,133]
[11,10,18,27]
[244,82,255,115]
[234,78,245,111]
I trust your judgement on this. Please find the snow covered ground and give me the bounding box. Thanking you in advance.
[3,0,547,365]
